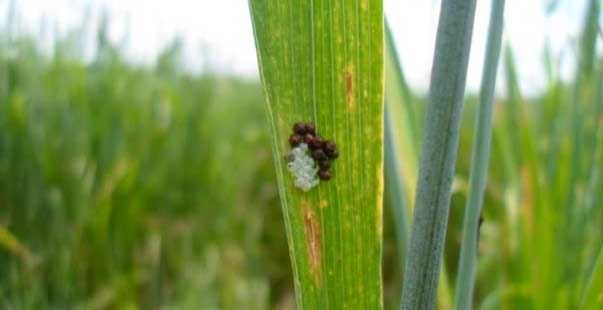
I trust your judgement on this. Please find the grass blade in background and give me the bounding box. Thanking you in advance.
[384,104,409,309]
[581,244,603,309]
[384,20,420,210]
[564,0,600,211]
[453,0,505,309]
[0,224,33,262]
[248,0,384,308]
[385,21,420,154]
[384,105,410,270]
[401,0,478,308]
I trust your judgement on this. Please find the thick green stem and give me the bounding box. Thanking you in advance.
[400,0,477,309]
[453,0,505,309]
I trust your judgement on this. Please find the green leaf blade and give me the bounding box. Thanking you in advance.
[248,0,384,308]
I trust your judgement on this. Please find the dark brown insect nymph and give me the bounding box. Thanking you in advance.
[318,169,331,181]
[293,122,307,135]
[289,134,302,147]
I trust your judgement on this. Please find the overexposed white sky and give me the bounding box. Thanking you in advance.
[2,0,599,95]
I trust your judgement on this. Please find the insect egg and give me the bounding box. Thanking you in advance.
[309,136,323,149]
[323,140,339,159]
[293,122,307,135]
[303,133,316,145]
[326,149,339,159]
[287,143,319,192]
[318,170,332,180]
[289,134,302,147]
[312,149,327,161]
[318,159,330,170]
[323,140,336,152]
[305,122,316,135]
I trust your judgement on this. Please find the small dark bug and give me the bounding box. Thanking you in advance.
[318,169,331,180]
[323,140,337,152]
[323,140,335,147]
[318,159,331,170]
[289,134,302,147]
[303,133,316,145]
[305,122,316,136]
[293,122,307,135]
[312,149,327,161]
[477,214,485,244]
[309,136,324,149]
[325,148,339,159]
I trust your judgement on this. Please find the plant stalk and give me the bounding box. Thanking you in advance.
[453,0,505,309]
[401,0,478,308]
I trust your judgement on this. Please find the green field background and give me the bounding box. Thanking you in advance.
[1,3,603,309]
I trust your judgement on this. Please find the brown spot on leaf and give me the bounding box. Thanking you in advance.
[301,200,322,282]
[345,69,355,110]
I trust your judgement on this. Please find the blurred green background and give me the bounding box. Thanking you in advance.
[0,20,289,308]
[1,0,603,309]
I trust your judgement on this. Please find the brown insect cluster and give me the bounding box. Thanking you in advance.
[289,122,338,181]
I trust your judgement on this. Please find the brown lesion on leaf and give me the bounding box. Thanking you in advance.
[345,67,355,110]
[301,200,322,283]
